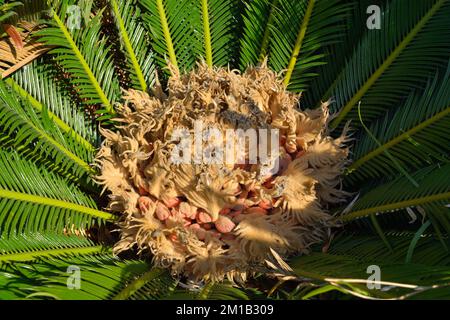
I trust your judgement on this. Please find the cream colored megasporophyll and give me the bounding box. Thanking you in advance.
[96,63,350,282]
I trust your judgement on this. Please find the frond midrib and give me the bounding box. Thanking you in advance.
[155,0,177,68]
[111,0,148,91]
[348,107,450,173]
[342,191,450,221]
[201,0,213,67]
[112,268,166,300]
[283,0,316,86]
[258,0,279,61]
[51,9,114,113]
[0,188,115,221]
[4,77,96,154]
[0,245,106,262]
[330,0,446,128]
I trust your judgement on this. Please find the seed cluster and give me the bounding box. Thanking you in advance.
[96,63,350,282]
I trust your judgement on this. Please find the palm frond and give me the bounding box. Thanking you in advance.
[113,268,177,299]
[239,0,277,69]
[267,0,351,92]
[346,65,450,185]
[0,1,22,23]
[198,0,242,67]
[303,0,376,107]
[35,2,120,113]
[139,0,241,72]
[0,232,105,263]
[341,164,450,223]
[328,0,450,129]
[285,232,450,299]
[7,58,98,151]
[0,79,94,178]
[110,0,155,91]
[0,149,113,236]
[139,0,193,71]
[0,254,162,300]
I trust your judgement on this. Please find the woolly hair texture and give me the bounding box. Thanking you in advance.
[96,63,350,282]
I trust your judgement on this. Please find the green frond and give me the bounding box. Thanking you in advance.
[139,0,241,72]
[0,1,22,23]
[341,164,450,223]
[200,0,242,67]
[139,0,185,70]
[346,66,450,185]
[239,0,278,69]
[7,58,98,151]
[170,282,263,300]
[0,149,113,236]
[200,0,213,66]
[302,0,371,107]
[35,3,120,113]
[0,254,156,300]
[110,0,155,91]
[196,282,257,300]
[0,232,105,263]
[13,0,46,23]
[113,268,177,300]
[287,232,450,299]
[329,0,450,129]
[268,0,351,92]
[0,80,95,178]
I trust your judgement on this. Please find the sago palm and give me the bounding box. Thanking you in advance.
[0,0,449,300]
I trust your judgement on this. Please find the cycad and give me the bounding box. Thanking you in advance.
[0,0,448,300]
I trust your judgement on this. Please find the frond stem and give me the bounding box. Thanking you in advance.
[156,0,178,68]
[330,0,446,128]
[0,188,115,221]
[110,0,148,91]
[51,9,114,113]
[283,0,316,86]
[342,192,450,221]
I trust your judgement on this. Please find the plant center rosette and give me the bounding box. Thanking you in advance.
[96,63,350,282]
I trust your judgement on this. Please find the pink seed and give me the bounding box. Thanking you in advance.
[138,196,152,213]
[179,202,197,219]
[190,223,201,230]
[164,197,181,208]
[197,211,213,224]
[155,202,170,220]
[214,215,235,233]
